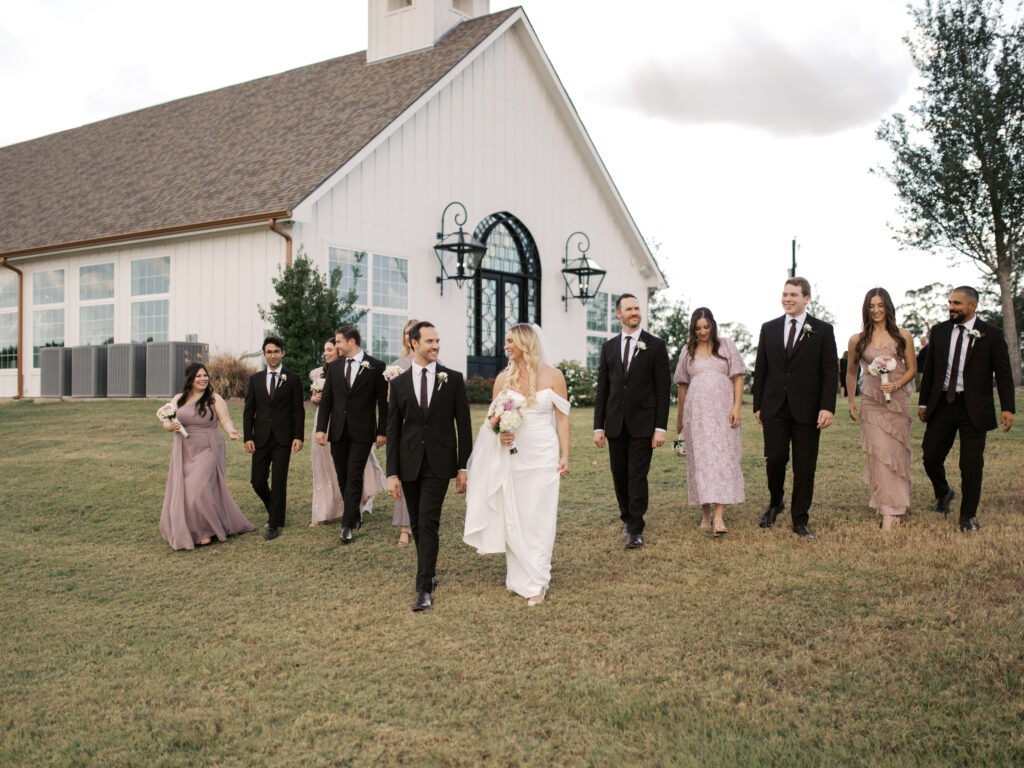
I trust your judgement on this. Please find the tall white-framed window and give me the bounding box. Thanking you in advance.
[32,268,64,367]
[584,291,621,368]
[328,247,409,363]
[79,262,115,345]
[130,257,170,343]
[0,270,17,369]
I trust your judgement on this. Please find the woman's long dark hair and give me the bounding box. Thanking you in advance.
[322,337,336,378]
[687,307,724,360]
[177,362,214,419]
[855,287,906,363]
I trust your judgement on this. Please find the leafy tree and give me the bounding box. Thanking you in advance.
[647,292,691,363]
[719,321,756,393]
[875,0,1024,383]
[258,247,366,396]
[898,281,955,338]
[807,284,838,325]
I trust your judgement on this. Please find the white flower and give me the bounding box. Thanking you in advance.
[966,328,984,340]
[800,323,815,337]
[360,361,371,370]
[636,340,647,351]
[437,372,448,386]
[382,364,403,381]
[311,378,325,393]
[279,373,288,382]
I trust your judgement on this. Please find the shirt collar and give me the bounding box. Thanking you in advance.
[957,316,977,331]
[622,327,643,341]
[347,349,365,364]
[267,365,282,375]
[784,311,808,327]
[413,361,437,375]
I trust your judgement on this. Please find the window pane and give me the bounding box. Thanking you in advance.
[587,292,608,332]
[130,257,170,296]
[609,294,621,334]
[370,312,406,363]
[80,304,115,345]
[80,263,115,301]
[0,312,17,369]
[480,225,521,273]
[466,281,476,355]
[33,269,64,305]
[372,254,408,310]
[33,308,64,367]
[587,336,605,370]
[131,299,169,343]
[328,248,368,305]
[0,270,17,309]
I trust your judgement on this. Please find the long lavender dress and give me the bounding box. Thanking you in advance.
[159,400,254,550]
[389,354,414,529]
[857,341,912,516]
[673,337,747,506]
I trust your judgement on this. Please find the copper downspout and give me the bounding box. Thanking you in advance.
[268,218,293,267]
[0,256,24,399]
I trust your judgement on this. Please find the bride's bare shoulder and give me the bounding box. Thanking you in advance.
[536,364,565,388]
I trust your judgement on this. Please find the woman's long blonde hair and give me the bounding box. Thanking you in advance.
[504,323,541,404]
[401,318,419,357]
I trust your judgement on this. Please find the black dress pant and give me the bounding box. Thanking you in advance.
[251,437,292,529]
[607,424,653,535]
[330,423,374,529]
[762,401,821,528]
[922,394,987,520]
[402,462,449,593]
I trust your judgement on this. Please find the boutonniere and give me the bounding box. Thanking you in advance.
[360,361,372,370]
[800,323,815,337]
[279,373,288,383]
[437,372,448,387]
[635,340,647,352]
[966,328,984,340]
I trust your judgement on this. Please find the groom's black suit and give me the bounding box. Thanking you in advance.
[919,318,1015,520]
[243,367,305,528]
[593,329,671,535]
[752,314,838,527]
[386,364,472,593]
[316,353,388,529]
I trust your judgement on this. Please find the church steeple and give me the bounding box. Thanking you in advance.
[367,0,491,64]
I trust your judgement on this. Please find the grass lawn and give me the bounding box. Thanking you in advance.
[1,394,1022,767]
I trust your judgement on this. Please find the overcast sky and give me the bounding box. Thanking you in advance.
[0,0,989,346]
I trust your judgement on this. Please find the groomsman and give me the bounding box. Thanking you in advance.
[918,286,1015,531]
[593,293,671,549]
[315,325,388,543]
[752,277,838,539]
[243,336,305,541]
[386,322,472,611]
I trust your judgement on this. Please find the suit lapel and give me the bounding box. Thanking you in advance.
[963,322,983,368]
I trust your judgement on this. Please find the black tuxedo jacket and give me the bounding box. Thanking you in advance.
[919,318,1015,431]
[243,367,305,447]
[386,364,472,481]
[593,329,671,438]
[752,314,838,424]
[315,353,388,442]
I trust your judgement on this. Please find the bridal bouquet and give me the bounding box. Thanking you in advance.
[868,355,898,403]
[487,392,525,454]
[382,364,403,381]
[157,401,189,438]
[311,377,325,394]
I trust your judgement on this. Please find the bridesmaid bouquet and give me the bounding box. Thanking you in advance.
[672,439,686,458]
[311,377,325,394]
[868,355,898,402]
[157,402,189,438]
[382,364,404,381]
[487,392,525,454]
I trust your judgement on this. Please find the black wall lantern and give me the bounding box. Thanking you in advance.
[434,201,487,295]
[561,231,606,310]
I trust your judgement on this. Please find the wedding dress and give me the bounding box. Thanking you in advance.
[463,387,570,598]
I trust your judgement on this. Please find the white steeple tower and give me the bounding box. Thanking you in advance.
[367,0,491,64]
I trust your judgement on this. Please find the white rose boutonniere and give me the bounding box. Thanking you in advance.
[360,361,372,370]
[966,328,984,340]
[437,372,448,387]
[800,323,815,337]
[279,373,288,383]
[635,340,647,352]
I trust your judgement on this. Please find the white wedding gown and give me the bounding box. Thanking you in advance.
[463,388,570,598]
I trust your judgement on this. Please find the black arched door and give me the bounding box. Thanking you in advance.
[466,213,541,379]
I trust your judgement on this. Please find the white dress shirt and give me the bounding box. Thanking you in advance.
[412,361,437,407]
[345,349,365,387]
[782,311,808,347]
[266,365,283,394]
[942,315,976,393]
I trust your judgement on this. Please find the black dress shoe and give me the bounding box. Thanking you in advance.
[793,525,815,539]
[412,591,433,611]
[934,486,956,515]
[264,527,280,542]
[758,504,784,528]
[340,527,353,544]
[625,532,644,549]
[959,517,979,532]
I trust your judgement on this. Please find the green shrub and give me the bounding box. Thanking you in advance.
[466,374,496,404]
[207,352,257,400]
[556,360,598,407]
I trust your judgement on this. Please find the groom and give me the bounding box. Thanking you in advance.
[386,322,472,612]
[918,285,1014,530]
[593,293,671,549]
[752,277,837,539]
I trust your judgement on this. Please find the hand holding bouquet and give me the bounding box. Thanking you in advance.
[157,401,189,438]
[382,364,404,382]
[487,391,525,454]
[868,355,898,403]
[311,377,325,394]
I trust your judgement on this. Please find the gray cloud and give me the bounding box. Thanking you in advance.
[609,23,911,136]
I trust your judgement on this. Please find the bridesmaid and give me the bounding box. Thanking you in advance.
[159,362,254,550]
[847,287,916,530]
[389,319,418,546]
[673,308,746,536]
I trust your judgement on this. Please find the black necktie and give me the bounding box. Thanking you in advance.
[622,336,632,374]
[344,358,353,387]
[269,371,278,397]
[420,367,429,413]
[946,325,965,403]
[786,319,797,357]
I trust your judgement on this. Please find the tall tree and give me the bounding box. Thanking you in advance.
[898,281,955,337]
[876,0,1024,384]
[258,248,366,396]
[647,292,691,363]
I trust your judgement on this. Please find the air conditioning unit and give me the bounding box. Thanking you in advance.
[71,345,108,397]
[146,342,209,399]
[107,343,147,397]
[40,347,72,397]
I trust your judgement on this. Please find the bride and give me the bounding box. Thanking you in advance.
[463,323,570,606]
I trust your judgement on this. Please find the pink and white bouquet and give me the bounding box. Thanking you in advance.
[487,391,525,454]
[382,364,404,382]
[311,377,326,394]
[157,401,189,438]
[868,355,898,402]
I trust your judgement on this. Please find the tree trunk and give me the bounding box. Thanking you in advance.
[994,265,1023,386]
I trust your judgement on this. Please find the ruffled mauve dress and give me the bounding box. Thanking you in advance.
[673,337,747,506]
[159,401,254,550]
[857,342,913,516]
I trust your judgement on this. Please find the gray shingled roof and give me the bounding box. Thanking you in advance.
[0,8,516,257]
